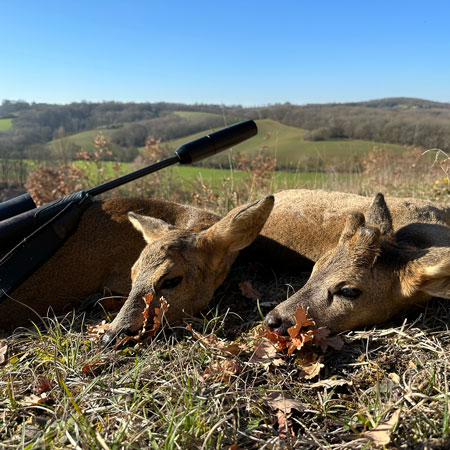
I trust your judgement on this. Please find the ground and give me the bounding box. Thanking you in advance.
[1,258,449,449]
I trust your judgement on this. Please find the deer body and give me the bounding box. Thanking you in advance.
[1,190,448,337]
[0,198,220,331]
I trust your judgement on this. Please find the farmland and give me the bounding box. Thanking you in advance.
[0,118,12,131]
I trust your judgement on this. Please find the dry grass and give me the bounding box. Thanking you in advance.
[1,262,449,449]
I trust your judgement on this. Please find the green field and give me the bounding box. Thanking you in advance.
[61,160,349,193]
[173,110,222,120]
[50,118,409,172]
[166,119,408,168]
[50,128,121,153]
[0,118,12,131]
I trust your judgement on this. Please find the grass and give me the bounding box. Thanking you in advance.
[63,160,357,194]
[1,264,449,449]
[173,110,223,120]
[165,119,409,169]
[49,128,122,154]
[0,118,12,131]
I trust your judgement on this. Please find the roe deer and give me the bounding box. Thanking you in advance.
[2,190,448,338]
[265,192,450,334]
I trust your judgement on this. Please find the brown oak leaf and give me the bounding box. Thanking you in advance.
[238,280,260,301]
[287,306,315,338]
[186,324,242,355]
[201,358,242,383]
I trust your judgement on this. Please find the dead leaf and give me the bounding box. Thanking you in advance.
[249,338,285,367]
[287,305,315,338]
[298,355,323,379]
[287,329,314,354]
[264,392,300,442]
[186,324,242,355]
[313,327,331,352]
[201,358,242,383]
[82,360,109,376]
[261,328,289,352]
[115,295,169,348]
[326,334,344,352]
[0,341,7,365]
[36,376,55,394]
[388,373,401,384]
[363,410,401,446]
[87,320,110,339]
[275,410,295,441]
[22,392,53,407]
[311,378,351,389]
[263,392,305,414]
[238,280,260,301]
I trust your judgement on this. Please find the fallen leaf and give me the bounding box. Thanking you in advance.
[22,392,53,407]
[287,305,315,338]
[82,360,109,376]
[0,341,7,365]
[115,295,169,348]
[298,355,323,379]
[186,324,242,355]
[311,378,351,389]
[87,320,110,339]
[363,410,401,446]
[36,376,55,394]
[263,392,305,414]
[238,280,260,301]
[313,327,331,352]
[275,410,295,441]
[388,373,401,384]
[261,328,289,352]
[287,330,314,354]
[249,338,285,367]
[326,334,344,352]
[201,358,242,383]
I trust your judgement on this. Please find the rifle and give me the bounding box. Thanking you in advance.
[0,120,257,299]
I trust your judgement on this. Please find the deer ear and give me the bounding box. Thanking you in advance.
[366,193,393,236]
[401,248,450,298]
[202,195,274,253]
[339,212,365,243]
[352,225,381,268]
[128,212,176,244]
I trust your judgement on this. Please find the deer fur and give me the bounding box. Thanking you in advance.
[265,192,450,334]
[1,190,448,338]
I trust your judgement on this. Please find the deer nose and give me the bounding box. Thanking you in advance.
[101,328,134,346]
[264,310,283,331]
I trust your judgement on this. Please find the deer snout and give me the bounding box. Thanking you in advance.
[264,310,294,336]
[102,326,139,346]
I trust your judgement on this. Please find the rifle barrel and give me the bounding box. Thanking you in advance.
[88,156,178,197]
[88,120,257,198]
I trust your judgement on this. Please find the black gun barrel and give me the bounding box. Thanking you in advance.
[175,119,257,164]
[88,120,257,197]
[0,120,257,245]
[0,193,36,222]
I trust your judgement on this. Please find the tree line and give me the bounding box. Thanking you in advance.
[1,98,450,163]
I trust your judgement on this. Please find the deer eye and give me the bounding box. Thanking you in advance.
[161,276,183,290]
[337,288,362,300]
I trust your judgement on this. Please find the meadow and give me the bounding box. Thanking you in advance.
[0,118,13,131]
[165,119,409,170]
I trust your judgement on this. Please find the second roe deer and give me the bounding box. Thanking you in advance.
[265,192,450,334]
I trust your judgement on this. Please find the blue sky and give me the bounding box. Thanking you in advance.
[2,1,450,106]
